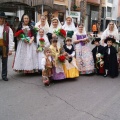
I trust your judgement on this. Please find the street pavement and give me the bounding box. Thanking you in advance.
[0,54,120,120]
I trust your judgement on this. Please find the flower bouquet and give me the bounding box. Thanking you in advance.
[58,55,66,64]
[96,53,104,66]
[96,53,104,74]
[33,27,39,35]
[37,38,45,52]
[54,29,66,38]
[15,29,30,43]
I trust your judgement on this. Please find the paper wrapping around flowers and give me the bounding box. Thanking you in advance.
[55,53,64,73]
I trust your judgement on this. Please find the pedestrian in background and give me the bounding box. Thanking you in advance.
[92,22,98,37]
[13,17,20,51]
[0,11,14,81]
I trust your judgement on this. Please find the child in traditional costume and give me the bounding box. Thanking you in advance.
[63,37,79,78]
[91,37,104,75]
[41,48,53,86]
[50,38,65,80]
[36,28,50,70]
[103,37,118,78]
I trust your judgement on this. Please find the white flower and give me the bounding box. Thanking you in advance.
[96,53,101,58]
[100,61,104,65]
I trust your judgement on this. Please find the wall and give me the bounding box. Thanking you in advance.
[87,0,100,4]
[54,0,68,6]
[118,0,120,17]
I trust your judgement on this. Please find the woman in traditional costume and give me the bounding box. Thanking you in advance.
[62,16,76,38]
[47,17,64,47]
[13,14,38,73]
[36,28,50,70]
[101,21,119,51]
[73,24,94,74]
[35,15,49,34]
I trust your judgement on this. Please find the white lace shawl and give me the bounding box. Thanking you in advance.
[62,16,76,31]
[49,17,62,33]
[101,22,119,43]
[35,19,49,34]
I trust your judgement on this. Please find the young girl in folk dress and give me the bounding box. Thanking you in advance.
[13,14,38,73]
[41,48,53,86]
[36,28,50,70]
[50,38,65,80]
[63,37,79,78]
[73,24,94,74]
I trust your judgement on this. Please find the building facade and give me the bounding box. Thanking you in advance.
[0,0,67,25]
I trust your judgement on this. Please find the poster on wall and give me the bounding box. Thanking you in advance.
[66,10,81,24]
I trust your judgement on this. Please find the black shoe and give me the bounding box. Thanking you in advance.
[2,77,8,81]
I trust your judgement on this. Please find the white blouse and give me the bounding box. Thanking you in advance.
[41,56,52,70]
[0,25,14,51]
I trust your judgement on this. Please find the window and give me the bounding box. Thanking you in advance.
[108,0,113,3]
[107,7,112,17]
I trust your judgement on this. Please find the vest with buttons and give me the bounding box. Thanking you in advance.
[3,25,9,46]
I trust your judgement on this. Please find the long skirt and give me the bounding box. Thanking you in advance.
[63,58,79,78]
[75,43,94,74]
[13,40,38,73]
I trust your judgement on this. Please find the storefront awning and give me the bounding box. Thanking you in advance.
[0,0,31,6]
[53,4,66,12]
[32,0,53,8]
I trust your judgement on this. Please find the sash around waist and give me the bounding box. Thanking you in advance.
[0,39,4,46]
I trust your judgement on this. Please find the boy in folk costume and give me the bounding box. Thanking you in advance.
[103,37,118,78]
[0,12,14,81]
[41,48,53,86]
[63,37,79,78]
[91,38,104,75]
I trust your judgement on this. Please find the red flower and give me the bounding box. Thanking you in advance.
[58,55,66,63]
[15,30,24,37]
[60,29,66,37]
[39,38,45,42]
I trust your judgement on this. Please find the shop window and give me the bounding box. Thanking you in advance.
[108,0,113,3]
[58,12,64,22]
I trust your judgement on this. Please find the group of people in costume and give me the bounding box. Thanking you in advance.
[0,11,119,85]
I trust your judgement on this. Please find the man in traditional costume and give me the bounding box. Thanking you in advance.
[0,11,14,81]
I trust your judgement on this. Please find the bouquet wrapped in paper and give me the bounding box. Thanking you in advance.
[15,29,30,43]
[58,55,66,64]
[37,38,45,52]
[54,29,66,38]
[96,53,104,74]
